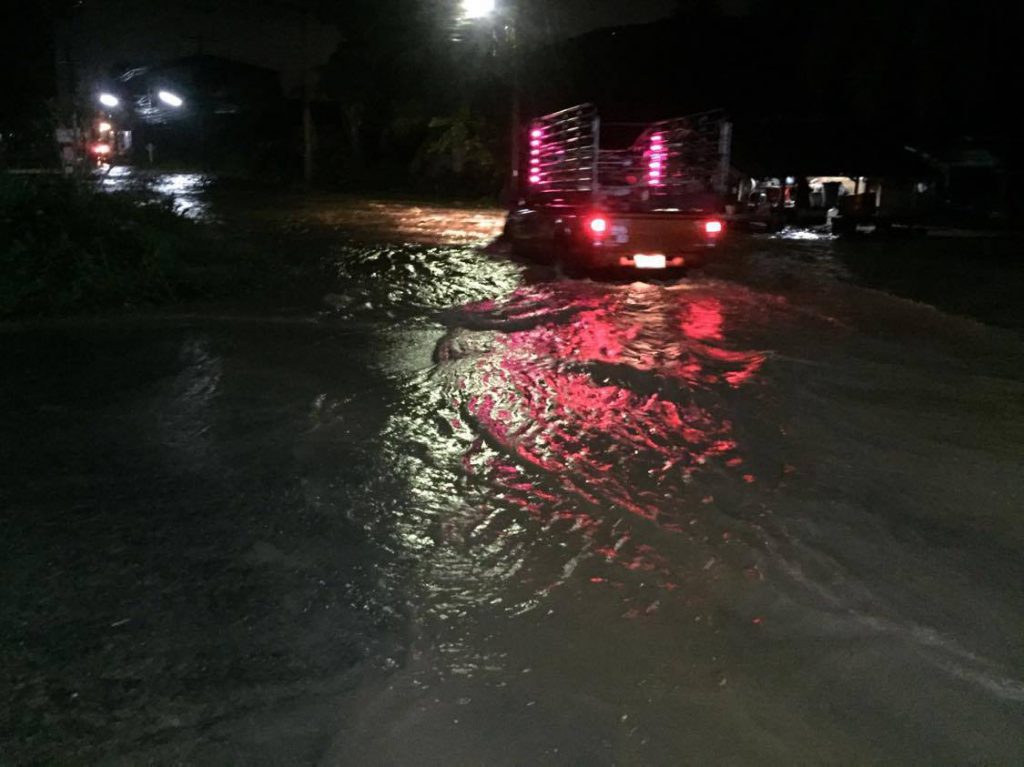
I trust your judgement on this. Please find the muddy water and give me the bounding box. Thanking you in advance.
[320,244,1024,765]
[2,185,1023,764]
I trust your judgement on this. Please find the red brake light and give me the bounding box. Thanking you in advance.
[91,143,111,155]
[705,220,723,234]
[589,217,608,234]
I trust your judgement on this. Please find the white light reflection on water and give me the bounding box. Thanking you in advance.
[772,226,833,241]
[150,174,210,219]
[96,168,212,220]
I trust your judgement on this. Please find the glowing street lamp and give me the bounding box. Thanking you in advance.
[98,121,112,133]
[461,0,496,20]
[457,0,521,199]
[158,90,184,108]
[98,93,120,108]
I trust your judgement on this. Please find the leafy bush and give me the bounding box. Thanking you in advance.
[0,176,221,318]
[411,106,502,196]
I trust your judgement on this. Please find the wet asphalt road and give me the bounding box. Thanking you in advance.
[2,173,1023,764]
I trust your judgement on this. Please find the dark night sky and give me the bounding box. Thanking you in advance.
[68,0,678,91]
[12,0,1016,150]
[70,0,340,92]
[546,0,677,34]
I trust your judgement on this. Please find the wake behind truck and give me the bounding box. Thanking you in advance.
[502,104,733,273]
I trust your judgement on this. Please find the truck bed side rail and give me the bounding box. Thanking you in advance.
[525,104,600,204]
[523,105,731,213]
[634,110,731,201]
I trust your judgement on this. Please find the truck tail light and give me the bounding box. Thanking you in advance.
[589,216,608,235]
[705,220,723,234]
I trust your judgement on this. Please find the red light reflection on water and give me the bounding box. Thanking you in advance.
[444,285,769,590]
[682,299,724,341]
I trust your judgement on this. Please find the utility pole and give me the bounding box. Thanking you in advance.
[241,0,317,185]
[302,7,314,186]
[53,4,85,173]
[507,18,520,205]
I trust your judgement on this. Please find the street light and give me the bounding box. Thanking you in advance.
[98,93,120,108]
[158,90,184,108]
[456,0,520,202]
[461,0,496,20]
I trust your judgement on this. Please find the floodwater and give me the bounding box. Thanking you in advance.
[2,176,1023,764]
[98,166,213,220]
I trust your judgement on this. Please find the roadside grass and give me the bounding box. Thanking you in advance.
[0,175,261,319]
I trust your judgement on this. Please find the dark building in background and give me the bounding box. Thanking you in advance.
[121,55,283,123]
[104,54,289,173]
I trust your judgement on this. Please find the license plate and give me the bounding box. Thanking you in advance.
[634,254,666,269]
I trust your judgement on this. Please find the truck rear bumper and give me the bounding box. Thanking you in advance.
[580,241,718,271]
[504,207,724,271]
[617,254,686,270]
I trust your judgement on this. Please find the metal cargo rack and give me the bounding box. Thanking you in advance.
[523,104,731,212]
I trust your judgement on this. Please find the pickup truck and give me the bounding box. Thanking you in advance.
[502,104,732,273]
